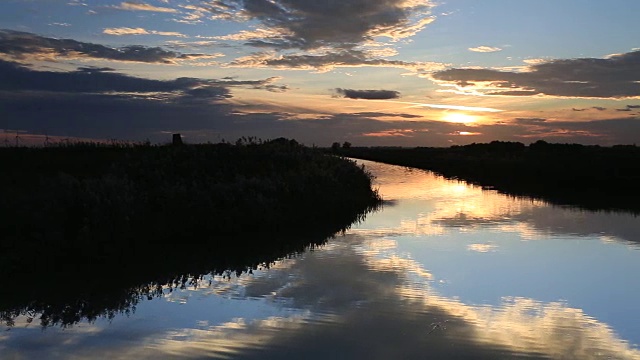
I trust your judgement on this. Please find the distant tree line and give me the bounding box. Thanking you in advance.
[330,140,640,213]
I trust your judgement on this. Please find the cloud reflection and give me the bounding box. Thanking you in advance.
[94,233,640,359]
[359,160,640,245]
[2,160,639,359]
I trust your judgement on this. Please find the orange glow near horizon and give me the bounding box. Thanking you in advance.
[442,112,478,124]
[458,131,481,136]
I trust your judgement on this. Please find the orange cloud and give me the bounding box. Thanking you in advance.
[113,1,177,13]
[362,129,420,137]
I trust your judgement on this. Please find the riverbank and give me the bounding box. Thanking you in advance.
[334,141,640,213]
[0,139,381,327]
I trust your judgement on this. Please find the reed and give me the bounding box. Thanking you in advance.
[0,138,381,327]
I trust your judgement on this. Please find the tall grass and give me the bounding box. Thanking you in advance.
[0,138,381,327]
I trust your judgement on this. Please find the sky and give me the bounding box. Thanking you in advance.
[1,0,639,146]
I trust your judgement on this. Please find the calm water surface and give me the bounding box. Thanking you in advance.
[3,160,640,359]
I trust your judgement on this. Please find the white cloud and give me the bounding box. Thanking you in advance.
[113,1,177,13]
[522,58,549,65]
[468,46,502,53]
[103,27,187,37]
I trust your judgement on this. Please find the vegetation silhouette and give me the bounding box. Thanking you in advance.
[0,138,381,328]
[333,140,640,214]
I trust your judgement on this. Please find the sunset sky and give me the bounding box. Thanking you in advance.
[1,0,639,146]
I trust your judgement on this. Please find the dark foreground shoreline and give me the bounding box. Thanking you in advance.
[0,139,381,327]
[334,141,640,214]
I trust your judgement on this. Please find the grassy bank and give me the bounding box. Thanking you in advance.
[335,141,640,213]
[0,138,381,327]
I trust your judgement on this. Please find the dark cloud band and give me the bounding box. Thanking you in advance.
[0,29,203,64]
[335,88,400,100]
[431,50,640,98]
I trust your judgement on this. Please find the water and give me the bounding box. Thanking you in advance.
[2,160,640,359]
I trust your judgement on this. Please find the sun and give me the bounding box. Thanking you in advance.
[442,112,478,124]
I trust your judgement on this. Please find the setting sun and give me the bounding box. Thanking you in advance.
[442,113,478,124]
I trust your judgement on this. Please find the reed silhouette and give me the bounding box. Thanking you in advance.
[0,138,381,327]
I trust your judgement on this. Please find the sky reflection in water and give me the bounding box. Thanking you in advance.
[2,160,640,359]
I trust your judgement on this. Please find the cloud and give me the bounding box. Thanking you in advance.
[0,30,208,64]
[350,112,422,119]
[0,90,234,141]
[200,0,435,50]
[103,27,187,37]
[102,27,151,36]
[164,40,220,50]
[112,1,177,13]
[523,58,549,65]
[572,107,610,112]
[362,129,422,137]
[616,105,640,112]
[189,1,441,72]
[0,61,292,142]
[180,87,231,104]
[0,60,214,98]
[213,76,289,92]
[479,117,640,145]
[431,50,640,98]
[0,60,284,97]
[555,118,640,144]
[3,62,638,147]
[176,3,235,23]
[468,46,502,53]
[454,131,481,136]
[228,49,445,72]
[512,117,547,125]
[389,101,502,112]
[0,66,457,145]
[335,88,400,100]
[213,28,284,42]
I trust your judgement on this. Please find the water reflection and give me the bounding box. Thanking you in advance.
[7,233,635,359]
[0,211,368,329]
[369,161,640,246]
[2,160,640,359]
